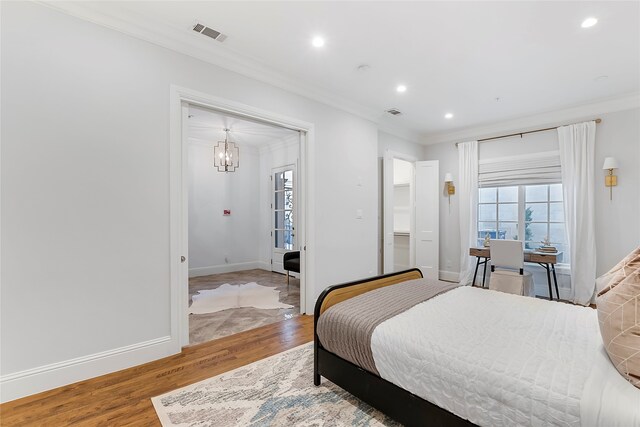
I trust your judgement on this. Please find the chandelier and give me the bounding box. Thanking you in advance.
[213,128,239,172]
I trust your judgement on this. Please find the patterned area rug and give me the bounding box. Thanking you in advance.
[188,282,293,315]
[152,343,400,426]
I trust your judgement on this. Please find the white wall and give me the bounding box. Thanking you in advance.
[423,107,640,289]
[1,2,379,400]
[187,139,261,277]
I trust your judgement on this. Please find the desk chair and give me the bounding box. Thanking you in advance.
[489,240,535,297]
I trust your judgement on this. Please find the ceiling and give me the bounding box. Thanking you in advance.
[52,1,640,139]
[188,106,298,148]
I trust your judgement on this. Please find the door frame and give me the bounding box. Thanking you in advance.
[271,163,298,275]
[382,150,418,274]
[170,85,314,348]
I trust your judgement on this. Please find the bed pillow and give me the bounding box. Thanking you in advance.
[596,247,640,388]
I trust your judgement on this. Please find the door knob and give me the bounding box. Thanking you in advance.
[181,256,186,263]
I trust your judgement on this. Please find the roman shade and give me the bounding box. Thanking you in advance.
[478,150,561,187]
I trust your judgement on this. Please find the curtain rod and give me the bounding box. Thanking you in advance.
[455,118,602,146]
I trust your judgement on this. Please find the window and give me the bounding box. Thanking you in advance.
[274,169,294,250]
[478,184,568,260]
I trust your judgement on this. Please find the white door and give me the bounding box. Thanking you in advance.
[271,165,296,274]
[415,161,439,279]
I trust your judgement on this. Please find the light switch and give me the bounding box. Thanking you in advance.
[356,209,363,219]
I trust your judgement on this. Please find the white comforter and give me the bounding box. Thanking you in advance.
[370,286,640,427]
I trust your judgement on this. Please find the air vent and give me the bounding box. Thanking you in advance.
[386,108,402,116]
[193,22,227,42]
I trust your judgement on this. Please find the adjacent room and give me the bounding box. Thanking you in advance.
[185,106,301,345]
[1,1,639,426]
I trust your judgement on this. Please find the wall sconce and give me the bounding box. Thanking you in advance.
[444,172,455,205]
[602,157,619,200]
[213,128,239,172]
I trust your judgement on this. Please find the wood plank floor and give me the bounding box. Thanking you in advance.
[0,315,314,426]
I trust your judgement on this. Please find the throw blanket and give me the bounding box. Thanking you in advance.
[316,278,458,375]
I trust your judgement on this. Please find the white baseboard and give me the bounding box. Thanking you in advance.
[0,335,177,403]
[189,261,266,277]
[439,270,460,282]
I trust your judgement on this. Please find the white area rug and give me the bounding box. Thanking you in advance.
[188,282,293,315]
[152,343,399,426]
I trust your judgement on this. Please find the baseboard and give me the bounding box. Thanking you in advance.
[439,270,460,282]
[188,261,265,277]
[0,335,177,403]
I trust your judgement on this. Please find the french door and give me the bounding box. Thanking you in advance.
[271,165,296,274]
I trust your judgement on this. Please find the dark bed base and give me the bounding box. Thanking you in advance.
[314,269,476,427]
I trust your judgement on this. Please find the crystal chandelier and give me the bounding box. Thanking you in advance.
[213,128,239,172]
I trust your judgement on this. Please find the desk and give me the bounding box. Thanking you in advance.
[469,247,562,300]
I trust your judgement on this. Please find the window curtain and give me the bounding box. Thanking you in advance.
[458,141,478,285]
[478,151,562,187]
[558,121,596,305]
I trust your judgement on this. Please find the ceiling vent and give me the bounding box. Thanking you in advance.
[193,22,227,42]
[386,108,402,116]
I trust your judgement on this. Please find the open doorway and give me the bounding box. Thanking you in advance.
[382,151,440,279]
[185,105,302,346]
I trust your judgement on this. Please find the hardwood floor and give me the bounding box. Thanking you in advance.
[0,316,314,426]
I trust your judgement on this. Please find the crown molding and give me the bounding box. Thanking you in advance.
[36,2,386,126]
[422,92,640,145]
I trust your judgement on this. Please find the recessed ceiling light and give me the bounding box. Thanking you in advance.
[581,17,598,28]
[445,113,454,119]
[311,36,325,47]
[396,85,407,93]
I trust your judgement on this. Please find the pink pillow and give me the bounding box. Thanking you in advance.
[596,247,640,388]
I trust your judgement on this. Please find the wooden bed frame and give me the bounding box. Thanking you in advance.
[313,268,476,427]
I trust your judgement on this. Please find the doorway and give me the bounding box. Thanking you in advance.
[181,98,307,346]
[382,150,440,279]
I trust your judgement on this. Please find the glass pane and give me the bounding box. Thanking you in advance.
[526,203,548,222]
[478,222,498,241]
[275,210,286,229]
[284,210,293,230]
[526,222,547,244]
[478,204,497,221]
[498,186,518,203]
[549,202,564,222]
[549,223,565,244]
[284,190,293,210]
[274,172,285,191]
[549,184,563,201]
[284,231,294,250]
[526,185,548,202]
[498,203,518,221]
[479,188,497,203]
[274,191,284,210]
[283,170,293,189]
[274,230,284,249]
[498,222,518,240]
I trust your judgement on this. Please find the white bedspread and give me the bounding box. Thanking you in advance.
[371,286,640,427]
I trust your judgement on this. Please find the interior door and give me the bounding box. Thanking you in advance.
[415,160,439,279]
[271,165,296,274]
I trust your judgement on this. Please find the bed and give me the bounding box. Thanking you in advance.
[313,268,640,427]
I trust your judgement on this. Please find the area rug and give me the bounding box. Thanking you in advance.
[151,343,400,426]
[188,282,293,314]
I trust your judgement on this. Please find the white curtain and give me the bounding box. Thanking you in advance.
[458,141,478,285]
[558,121,597,305]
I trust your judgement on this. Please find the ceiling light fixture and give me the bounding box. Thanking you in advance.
[581,17,598,28]
[311,36,325,47]
[396,85,407,93]
[445,113,454,119]
[213,129,239,172]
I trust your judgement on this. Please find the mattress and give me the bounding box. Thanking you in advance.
[319,285,640,426]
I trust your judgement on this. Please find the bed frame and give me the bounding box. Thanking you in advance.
[313,268,476,427]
